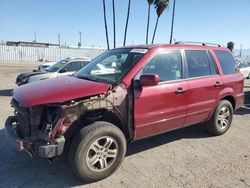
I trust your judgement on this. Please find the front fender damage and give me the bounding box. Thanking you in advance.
[49,84,129,144]
[6,84,130,159]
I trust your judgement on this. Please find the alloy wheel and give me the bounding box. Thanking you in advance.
[86,136,118,172]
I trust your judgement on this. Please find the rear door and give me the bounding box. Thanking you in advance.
[214,50,244,109]
[184,50,223,126]
[133,50,188,139]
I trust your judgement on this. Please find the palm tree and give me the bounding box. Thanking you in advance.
[112,0,116,48]
[151,0,169,44]
[102,0,110,50]
[146,0,154,44]
[123,0,131,46]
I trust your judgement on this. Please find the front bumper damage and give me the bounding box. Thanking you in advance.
[5,116,65,158]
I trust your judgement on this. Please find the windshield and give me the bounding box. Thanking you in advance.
[46,59,69,72]
[74,48,147,83]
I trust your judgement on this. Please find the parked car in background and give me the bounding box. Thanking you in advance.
[6,42,244,182]
[37,57,85,71]
[239,62,250,78]
[16,57,91,85]
[38,61,57,71]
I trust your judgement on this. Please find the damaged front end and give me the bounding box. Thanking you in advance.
[5,99,66,158]
[5,84,130,159]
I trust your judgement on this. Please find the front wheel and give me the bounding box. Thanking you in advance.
[205,100,233,136]
[69,121,126,182]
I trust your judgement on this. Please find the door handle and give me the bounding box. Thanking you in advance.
[214,82,222,87]
[175,88,188,94]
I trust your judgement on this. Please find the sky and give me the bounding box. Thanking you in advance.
[0,0,249,49]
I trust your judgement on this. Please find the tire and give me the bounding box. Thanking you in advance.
[69,121,127,182]
[205,100,233,136]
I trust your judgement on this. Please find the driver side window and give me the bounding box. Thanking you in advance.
[136,50,182,82]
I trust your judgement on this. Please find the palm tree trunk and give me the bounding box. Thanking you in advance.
[146,4,151,44]
[169,0,176,44]
[112,0,116,48]
[151,16,159,44]
[102,0,110,50]
[123,0,131,46]
[151,16,160,44]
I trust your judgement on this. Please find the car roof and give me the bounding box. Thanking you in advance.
[117,43,229,52]
[67,58,91,63]
[64,57,91,61]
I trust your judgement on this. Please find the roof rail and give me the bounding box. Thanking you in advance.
[175,41,224,47]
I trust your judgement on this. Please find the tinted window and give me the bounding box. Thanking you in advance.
[186,50,211,78]
[62,61,82,72]
[207,51,218,75]
[141,50,182,82]
[215,50,237,75]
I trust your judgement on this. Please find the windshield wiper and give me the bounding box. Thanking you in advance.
[76,75,102,82]
[76,75,114,84]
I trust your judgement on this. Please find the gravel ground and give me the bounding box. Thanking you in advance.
[0,62,250,188]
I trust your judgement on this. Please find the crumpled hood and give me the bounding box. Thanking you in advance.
[13,76,110,107]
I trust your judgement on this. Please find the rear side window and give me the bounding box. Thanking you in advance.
[185,50,211,78]
[214,50,237,75]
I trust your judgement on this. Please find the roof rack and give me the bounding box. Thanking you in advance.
[175,41,224,47]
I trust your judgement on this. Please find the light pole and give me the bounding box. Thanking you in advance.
[78,31,82,47]
[169,0,176,44]
[34,31,37,43]
[58,33,61,47]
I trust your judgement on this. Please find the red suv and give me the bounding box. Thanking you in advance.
[5,42,245,182]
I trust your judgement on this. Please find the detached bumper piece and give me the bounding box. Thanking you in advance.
[5,116,65,158]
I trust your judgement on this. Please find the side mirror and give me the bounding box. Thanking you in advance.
[59,68,66,73]
[139,74,159,86]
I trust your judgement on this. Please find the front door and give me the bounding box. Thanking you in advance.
[133,50,188,139]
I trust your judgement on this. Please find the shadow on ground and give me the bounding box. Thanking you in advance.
[0,89,13,97]
[235,91,250,115]
[0,123,210,187]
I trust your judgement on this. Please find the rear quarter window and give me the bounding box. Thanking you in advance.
[214,50,237,75]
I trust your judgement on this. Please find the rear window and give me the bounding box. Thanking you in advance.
[214,50,237,75]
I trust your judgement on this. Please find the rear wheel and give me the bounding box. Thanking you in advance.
[69,121,126,182]
[205,100,233,135]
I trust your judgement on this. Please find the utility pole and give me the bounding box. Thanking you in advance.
[78,31,82,47]
[34,31,37,43]
[169,0,176,44]
[58,33,61,47]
